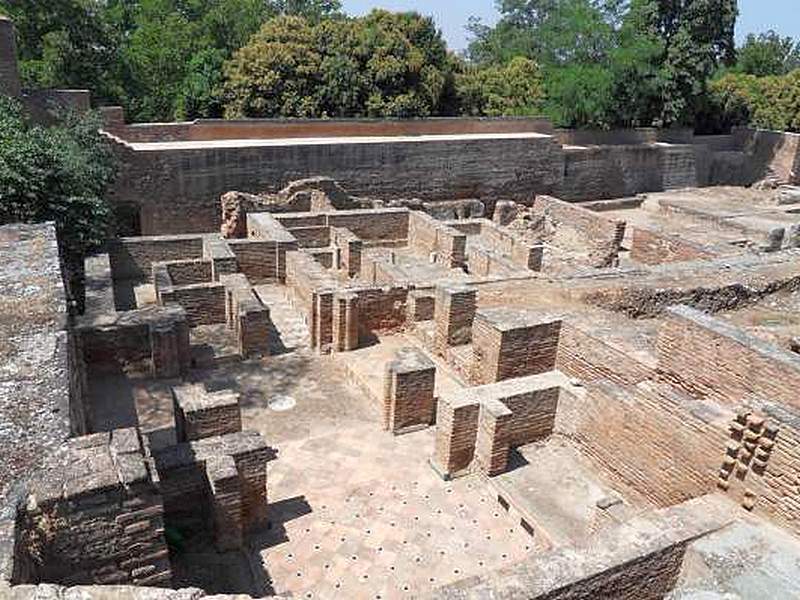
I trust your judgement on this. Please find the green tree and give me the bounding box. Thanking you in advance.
[457,57,545,116]
[174,48,227,120]
[735,31,800,77]
[711,70,800,133]
[224,10,455,118]
[0,96,116,301]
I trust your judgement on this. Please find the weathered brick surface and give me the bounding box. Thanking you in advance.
[434,285,476,354]
[471,309,561,384]
[406,289,435,322]
[15,430,171,587]
[161,259,213,286]
[408,212,467,269]
[205,455,243,551]
[433,397,480,478]
[159,282,226,327]
[333,292,359,352]
[83,254,115,315]
[473,399,512,476]
[173,384,242,442]
[331,226,362,278]
[227,240,279,283]
[657,305,800,410]
[630,227,718,265]
[383,348,436,433]
[108,236,204,283]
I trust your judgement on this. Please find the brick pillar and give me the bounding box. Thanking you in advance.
[431,396,480,480]
[233,448,270,531]
[474,400,513,477]
[434,284,476,354]
[383,348,436,434]
[333,292,359,352]
[314,290,335,354]
[150,323,180,378]
[206,456,244,551]
[0,17,22,98]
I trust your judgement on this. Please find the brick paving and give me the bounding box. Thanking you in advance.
[258,425,539,599]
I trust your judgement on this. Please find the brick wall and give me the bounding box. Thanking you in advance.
[433,398,480,478]
[408,212,467,269]
[331,227,362,278]
[163,259,212,285]
[173,384,242,441]
[471,310,561,385]
[434,285,476,354]
[349,285,410,334]
[289,226,331,248]
[83,254,115,315]
[555,322,653,385]
[657,305,800,411]
[108,236,204,282]
[108,135,563,234]
[159,282,226,327]
[383,348,436,433]
[630,227,718,265]
[16,430,171,587]
[531,195,626,266]
[227,240,279,283]
[562,380,728,508]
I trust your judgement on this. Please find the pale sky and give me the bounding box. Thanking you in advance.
[341,0,800,51]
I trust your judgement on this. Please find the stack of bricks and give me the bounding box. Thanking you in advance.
[173,383,242,441]
[471,309,562,385]
[333,291,359,352]
[383,347,436,433]
[433,284,476,355]
[16,429,171,587]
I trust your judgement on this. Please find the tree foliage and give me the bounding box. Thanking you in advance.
[457,57,545,117]
[734,31,800,77]
[0,96,115,261]
[711,70,800,133]
[224,10,454,118]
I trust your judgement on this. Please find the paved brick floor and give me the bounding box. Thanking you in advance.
[256,424,539,600]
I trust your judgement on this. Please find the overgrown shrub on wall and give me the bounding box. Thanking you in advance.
[711,70,800,132]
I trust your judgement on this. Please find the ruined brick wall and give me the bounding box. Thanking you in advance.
[227,240,278,283]
[289,226,331,248]
[16,430,171,587]
[531,195,626,262]
[503,388,559,447]
[108,136,563,234]
[433,399,480,477]
[735,127,800,184]
[384,348,436,433]
[471,312,561,385]
[408,212,467,269]
[350,285,410,333]
[108,236,204,282]
[327,209,409,243]
[561,381,728,507]
[163,259,212,285]
[555,322,653,385]
[657,305,800,411]
[159,283,226,327]
[630,227,718,265]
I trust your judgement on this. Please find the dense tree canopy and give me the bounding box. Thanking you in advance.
[734,31,800,77]
[0,96,115,268]
[224,10,455,118]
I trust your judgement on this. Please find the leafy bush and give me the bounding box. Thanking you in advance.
[457,57,545,117]
[711,70,800,132]
[0,97,116,284]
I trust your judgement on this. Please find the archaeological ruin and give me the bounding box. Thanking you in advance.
[4,13,800,600]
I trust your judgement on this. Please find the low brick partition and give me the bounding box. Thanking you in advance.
[220,273,271,358]
[383,347,437,433]
[153,430,275,540]
[471,309,562,385]
[531,194,626,267]
[333,291,359,352]
[160,258,213,285]
[407,289,435,322]
[433,494,733,600]
[76,305,191,378]
[285,250,338,352]
[630,226,719,265]
[158,281,226,327]
[107,235,204,283]
[10,429,171,587]
[331,226,363,278]
[448,218,544,272]
[434,284,477,354]
[173,383,242,442]
[202,236,238,281]
[432,374,562,479]
[408,211,466,269]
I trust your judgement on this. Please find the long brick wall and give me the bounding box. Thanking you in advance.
[657,305,800,410]
[630,227,718,265]
[108,236,204,282]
